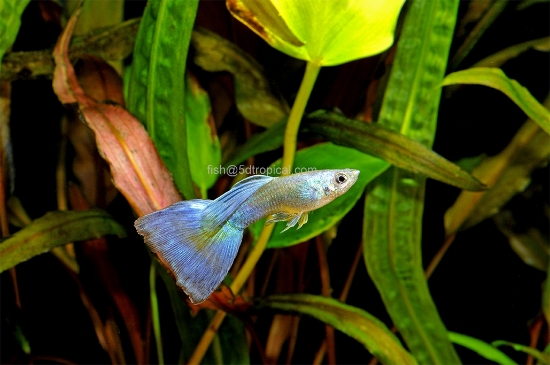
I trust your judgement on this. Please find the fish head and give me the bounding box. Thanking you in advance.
[320,169,360,199]
[301,169,359,210]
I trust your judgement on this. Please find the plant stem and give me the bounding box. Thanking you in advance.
[188,60,322,365]
[282,61,322,175]
[149,264,164,365]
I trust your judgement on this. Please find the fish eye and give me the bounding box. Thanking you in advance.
[335,173,347,184]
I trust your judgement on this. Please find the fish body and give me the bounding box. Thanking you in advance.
[135,169,359,303]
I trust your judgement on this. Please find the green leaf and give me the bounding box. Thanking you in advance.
[249,143,389,249]
[473,36,550,68]
[228,0,405,66]
[304,111,486,191]
[493,340,550,365]
[0,209,126,273]
[363,0,462,364]
[191,27,289,128]
[448,332,517,365]
[449,0,508,70]
[223,118,286,167]
[127,0,199,199]
[255,294,417,365]
[442,67,550,136]
[185,73,221,196]
[444,108,550,235]
[0,0,30,74]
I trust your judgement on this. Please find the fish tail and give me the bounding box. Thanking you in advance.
[135,200,243,304]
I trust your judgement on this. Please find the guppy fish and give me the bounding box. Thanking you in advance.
[135,169,359,304]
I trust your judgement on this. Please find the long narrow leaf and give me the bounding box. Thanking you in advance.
[255,294,417,365]
[448,332,517,365]
[127,0,199,199]
[444,97,550,235]
[363,0,461,363]
[442,67,550,135]
[304,110,486,191]
[473,36,550,68]
[493,340,550,365]
[0,209,126,273]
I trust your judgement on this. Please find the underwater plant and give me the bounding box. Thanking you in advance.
[1,0,548,364]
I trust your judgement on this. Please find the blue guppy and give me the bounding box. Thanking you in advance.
[135,169,359,304]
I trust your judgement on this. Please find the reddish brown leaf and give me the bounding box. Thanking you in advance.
[191,286,251,315]
[69,56,123,207]
[77,55,125,105]
[52,10,180,216]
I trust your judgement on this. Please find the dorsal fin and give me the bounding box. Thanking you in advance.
[202,174,274,230]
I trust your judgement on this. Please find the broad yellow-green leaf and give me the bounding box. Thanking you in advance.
[255,294,417,365]
[442,67,550,136]
[0,209,126,273]
[228,0,405,66]
[448,332,516,365]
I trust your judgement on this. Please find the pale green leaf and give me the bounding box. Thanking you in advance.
[442,68,550,136]
[473,37,550,68]
[493,340,550,365]
[449,332,517,365]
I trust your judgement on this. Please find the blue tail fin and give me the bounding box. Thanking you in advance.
[135,200,243,304]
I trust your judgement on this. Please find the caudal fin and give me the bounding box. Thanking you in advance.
[135,200,243,304]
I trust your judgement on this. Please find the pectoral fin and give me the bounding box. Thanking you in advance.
[267,212,297,224]
[297,211,308,229]
[267,211,310,233]
[281,212,310,233]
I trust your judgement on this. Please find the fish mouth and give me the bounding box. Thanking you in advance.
[346,169,360,183]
